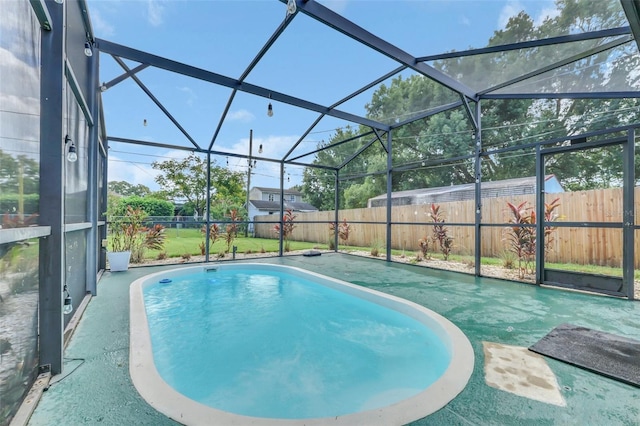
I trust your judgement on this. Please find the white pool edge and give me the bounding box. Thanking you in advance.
[130,263,474,426]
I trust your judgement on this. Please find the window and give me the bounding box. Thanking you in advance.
[268,193,274,202]
[289,194,295,201]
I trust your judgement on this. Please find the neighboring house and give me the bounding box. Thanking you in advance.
[247,187,318,228]
[367,175,564,208]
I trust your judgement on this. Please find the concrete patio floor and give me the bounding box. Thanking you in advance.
[28,254,640,425]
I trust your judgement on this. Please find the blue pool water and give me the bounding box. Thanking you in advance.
[143,268,451,419]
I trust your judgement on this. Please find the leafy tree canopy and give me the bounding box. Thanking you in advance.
[301,0,640,209]
[152,153,247,219]
[108,181,151,197]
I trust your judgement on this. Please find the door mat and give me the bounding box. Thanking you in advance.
[529,323,640,388]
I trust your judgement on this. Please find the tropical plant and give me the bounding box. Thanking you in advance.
[418,235,430,260]
[108,205,166,263]
[274,209,297,252]
[200,223,220,254]
[329,218,352,247]
[504,198,561,278]
[429,204,453,260]
[225,209,241,253]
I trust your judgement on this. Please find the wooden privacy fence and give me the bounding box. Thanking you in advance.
[255,187,640,268]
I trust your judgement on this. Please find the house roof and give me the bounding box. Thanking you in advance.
[249,200,318,211]
[368,175,560,203]
[252,187,303,196]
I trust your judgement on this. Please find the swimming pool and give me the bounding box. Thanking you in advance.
[130,263,474,425]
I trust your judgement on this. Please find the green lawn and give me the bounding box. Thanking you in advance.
[125,229,640,280]
[143,228,327,259]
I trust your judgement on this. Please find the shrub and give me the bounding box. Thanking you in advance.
[498,249,516,269]
[504,198,561,278]
[225,210,241,253]
[429,204,453,260]
[329,218,352,247]
[200,223,220,254]
[274,209,297,252]
[370,240,383,257]
[114,196,174,218]
[418,235,430,259]
[109,206,166,263]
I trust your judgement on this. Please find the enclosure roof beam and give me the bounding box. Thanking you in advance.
[282,65,407,161]
[283,114,325,161]
[96,38,389,131]
[288,129,376,163]
[112,56,200,150]
[416,26,632,62]
[621,0,640,53]
[389,100,463,129]
[108,136,196,152]
[208,91,237,151]
[291,0,478,101]
[479,35,633,96]
[460,95,478,130]
[481,91,640,99]
[339,133,385,169]
[329,66,407,110]
[101,62,149,91]
[209,11,297,150]
[373,128,389,154]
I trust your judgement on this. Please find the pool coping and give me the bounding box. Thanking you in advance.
[129,263,474,426]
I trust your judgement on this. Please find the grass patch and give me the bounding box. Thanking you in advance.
[141,228,326,259]
[118,229,640,280]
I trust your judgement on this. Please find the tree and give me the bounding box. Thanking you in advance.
[300,0,640,206]
[0,150,39,195]
[108,181,151,197]
[152,153,246,219]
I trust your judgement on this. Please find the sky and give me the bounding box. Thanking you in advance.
[87,0,562,192]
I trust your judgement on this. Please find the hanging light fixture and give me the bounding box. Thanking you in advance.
[267,103,273,117]
[258,144,263,154]
[287,0,297,15]
[63,285,73,315]
[84,41,93,57]
[143,119,147,126]
[65,135,78,163]
[226,157,229,166]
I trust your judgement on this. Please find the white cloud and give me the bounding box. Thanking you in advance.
[147,0,164,27]
[107,149,192,191]
[90,10,115,37]
[108,154,160,190]
[460,15,471,27]
[227,109,255,122]
[498,1,523,30]
[178,86,196,107]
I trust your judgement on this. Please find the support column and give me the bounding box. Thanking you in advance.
[38,0,65,374]
[334,170,339,252]
[205,152,211,262]
[623,129,635,299]
[86,39,99,295]
[535,144,544,284]
[278,162,285,256]
[473,102,482,276]
[386,130,393,262]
